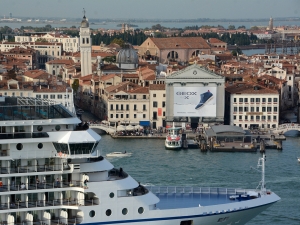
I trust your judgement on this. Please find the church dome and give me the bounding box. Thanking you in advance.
[81,15,89,28]
[116,43,138,69]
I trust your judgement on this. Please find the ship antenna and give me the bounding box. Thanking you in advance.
[257,153,266,195]
[251,153,267,195]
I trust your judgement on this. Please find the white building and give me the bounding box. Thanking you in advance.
[15,33,79,53]
[79,14,92,77]
[225,83,279,129]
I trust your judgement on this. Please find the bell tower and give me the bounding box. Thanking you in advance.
[80,9,92,77]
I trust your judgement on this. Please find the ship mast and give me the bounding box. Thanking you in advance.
[257,153,267,195]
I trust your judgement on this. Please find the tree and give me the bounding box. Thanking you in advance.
[72,79,79,93]
[238,25,246,29]
[228,25,236,30]
[110,38,125,47]
[102,56,116,64]
[36,38,48,42]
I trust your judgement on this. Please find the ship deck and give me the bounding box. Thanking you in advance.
[148,187,256,210]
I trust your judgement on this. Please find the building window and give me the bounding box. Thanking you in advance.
[239,115,242,120]
[143,95,146,99]
[262,98,266,103]
[239,107,243,112]
[110,114,113,118]
[110,104,113,110]
[121,105,123,110]
[234,98,237,103]
[268,98,272,103]
[274,107,277,112]
[267,107,272,112]
[251,107,254,112]
[134,114,136,118]
[120,114,123,118]
[289,76,291,80]
[273,116,277,120]
[245,115,248,120]
[116,114,119,118]
[126,114,129,118]
[256,107,260,112]
[239,98,243,103]
[234,107,237,112]
[153,102,158,107]
[250,98,254,103]
[244,107,248,112]
[163,111,165,116]
[256,116,260,120]
[126,104,129,110]
[116,104,119,110]
[162,101,165,107]
[134,105,137,110]
[36,95,41,98]
[244,98,248,103]
[256,98,260,103]
[50,95,55,99]
[82,38,85,44]
[153,94,156,97]
[262,116,266,120]
[267,116,271,120]
[262,107,266,112]
[273,98,278,102]
[57,95,62,99]
[250,116,254,120]
[233,115,236,120]
[163,94,165,97]
[143,114,146,118]
[143,105,146,110]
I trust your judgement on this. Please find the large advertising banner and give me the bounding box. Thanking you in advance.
[173,87,217,117]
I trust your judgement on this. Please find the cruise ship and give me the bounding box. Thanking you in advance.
[0,96,280,225]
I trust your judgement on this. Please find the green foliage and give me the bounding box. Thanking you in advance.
[238,25,246,29]
[92,31,147,46]
[36,38,48,42]
[231,47,243,56]
[184,25,199,30]
[63,30,79,37]
[72,79,79,92]
[228,25,236,30]
[110,38,125,47]
[250,26,260,30]
[220,32,251,45]
[102,56,116,63]
[20,25,54,32]
[151,24,164,31]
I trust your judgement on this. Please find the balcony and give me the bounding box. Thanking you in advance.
[0,163,71,174]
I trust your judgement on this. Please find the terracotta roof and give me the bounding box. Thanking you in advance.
[101,74,117,81]
[46,59,74,65]
[209,38,226,44]
[149,84,165,90]
[149,37,210,49]
[127,86,149,94]
[23,70,52,79]
[226,82,279,94]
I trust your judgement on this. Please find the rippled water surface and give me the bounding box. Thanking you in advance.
[99,134,300,225]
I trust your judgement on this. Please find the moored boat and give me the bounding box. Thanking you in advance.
[106,152,132,157]
[165,123,182,150]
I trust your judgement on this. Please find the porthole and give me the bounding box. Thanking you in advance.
[55,125,61,131]
[138,207,144,214]
[109,192,114,198]
[89,210,95,217]
[122,208,128,215]
[106,209,112,216]
[38,143,43,149]
[37,126,43,131]
[16,143,23,151]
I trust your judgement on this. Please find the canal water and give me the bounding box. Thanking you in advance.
[98,133,300,225]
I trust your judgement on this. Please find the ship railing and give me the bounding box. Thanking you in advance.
[0,163,71,174]
[146,186,250,195]
[0,217,82,225]
[0,132,49,139]
[0,198,98,210]
[5,181,85,192]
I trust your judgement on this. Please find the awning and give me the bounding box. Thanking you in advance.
[139,121,150,126]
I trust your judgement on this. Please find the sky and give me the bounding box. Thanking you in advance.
[0,0,300,20]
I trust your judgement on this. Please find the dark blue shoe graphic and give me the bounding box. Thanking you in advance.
[195,90,213,109]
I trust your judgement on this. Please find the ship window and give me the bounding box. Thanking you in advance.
[16,143,23,150]
[53,143,69,154]
[38,143,43,149]
[69,143,95,155]
[122,208,128,215]
[109,192,114,198]
[55,125,61,131]
[89,210,95,217]
[138,207,144,214]
[37,126,43,131]
[106,209,112,216]
[180,220,193,225]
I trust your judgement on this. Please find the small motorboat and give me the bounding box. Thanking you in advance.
[298,157,300,162]
[106,152,132,157]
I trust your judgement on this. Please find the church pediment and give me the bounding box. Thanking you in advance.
[166,64,223,80]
